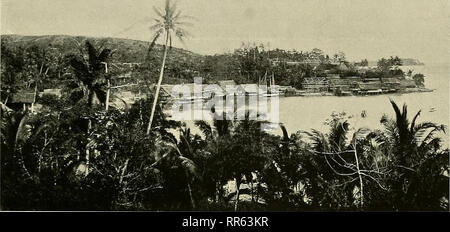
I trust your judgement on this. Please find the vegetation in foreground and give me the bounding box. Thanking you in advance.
[1,89,448,211]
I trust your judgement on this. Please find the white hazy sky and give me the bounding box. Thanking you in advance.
[1,0,449,63]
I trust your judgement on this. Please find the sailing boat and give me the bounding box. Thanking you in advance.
[263,73,280,97]
[258,71,268,96]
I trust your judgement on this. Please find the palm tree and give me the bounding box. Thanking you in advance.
[194,109,233,203]
[195,111,268,211]
[381,100,446,165]
[303,114,376,209]
[68,41,111,108]
[146,0,191,134]
[148,137,200,210]
[380,100,447,210]
[68,41,111,175]
[1,110,33,182]
[173,129,202,209]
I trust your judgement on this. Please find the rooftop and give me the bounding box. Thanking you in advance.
[9,92,36,104]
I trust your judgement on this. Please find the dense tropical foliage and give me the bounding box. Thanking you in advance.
[1,89,448,210]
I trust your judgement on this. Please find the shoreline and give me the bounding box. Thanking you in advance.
[280,88,434,98]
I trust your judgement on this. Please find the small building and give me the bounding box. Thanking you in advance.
[326,74,340,79]
[160,84,187,100]
[239,84,259,96]
[399,79,417,89]
[362,77,381,82]
[40,88,62,98]
[160,83,209,101]
[328,78,357,92]
[342,76,362,82]
[218,80,237,94]
[302,77,329,92]
[355,82,383,95]
[109,63,141,83]
[270,58,321,67]
[381,78,401,92]
[278,85,296,96]
[7,91,36,112]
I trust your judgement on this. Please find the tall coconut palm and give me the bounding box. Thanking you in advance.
[146,0,191,134]
[68,41,111,108]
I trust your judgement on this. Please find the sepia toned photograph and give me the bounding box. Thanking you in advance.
[0,0,448,212]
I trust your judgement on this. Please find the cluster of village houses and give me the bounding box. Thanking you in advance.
[4,61,421,113]
[301,73,417,96]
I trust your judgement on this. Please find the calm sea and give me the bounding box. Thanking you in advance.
[175,63,449,147]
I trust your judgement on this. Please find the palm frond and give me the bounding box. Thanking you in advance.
[173,14,196,21]
[146,29,163,59]
[153,6,164,18]
[194,120,212,139]
[280,123,289,141]
[390,100,403,121]
[85,41,98,68]
[173,20,194,27]
[174,27,191,39]
[92,85,107,104]
[14,113,30,147]
[149,0,192,46]
[178,156,201,180]
[304,129,329,152]
[352,127,371,141]
[69,56,89,77]
[166,1,177,19]
[97,49,111,63]
[172,10,182,21]
[402,104,408,122]
[416,123,446,147]
[420,137,442,151]
[180,129,193,156]
[149,23,164,32]
[410,110,421,134]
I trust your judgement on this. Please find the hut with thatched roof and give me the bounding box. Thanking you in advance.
[7,91,36,112]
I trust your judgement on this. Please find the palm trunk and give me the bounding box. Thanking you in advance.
[118,158,130,185]
[88,90,101,108]
[14,114,33,182]
[104,63,110,111]
[105,80,110,111]
[147,31,170,135]
[255,182,260,204]
[215,182,219,203]
[115,158,130,209]
[353,141,364,208]
[85,120,92,176]
[187,183,196,209]
[234,177,241,211]
[250,178,254,203]
[38,133,47,174]
[15,149,33,182]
